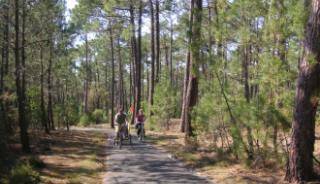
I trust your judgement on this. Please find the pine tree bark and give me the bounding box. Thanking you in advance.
[47,42,54,130]
[169,18,174,85]
[136,0,142,110]
[94,57,100,109]
[184,0,202,140]
[84,34,89,114]
[40,46,49,134]
[129,0,141,123]
[3,0,9,75]
[129,57,133,107]
[117,37,124,109]
[0,0,9,154]
[148,0,155,114]
[15,0,30,153]
[180,0,194,133]
[109,24,115,128]
[155,0,160,82]
[285,0,320,182]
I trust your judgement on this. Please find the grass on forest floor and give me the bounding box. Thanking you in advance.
[2,127,107,184]
[147,130,289,184]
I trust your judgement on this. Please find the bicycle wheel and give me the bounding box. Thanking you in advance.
[119,137,123,149]
[141,130,145,141]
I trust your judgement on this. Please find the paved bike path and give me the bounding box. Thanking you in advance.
[103,129,213,184]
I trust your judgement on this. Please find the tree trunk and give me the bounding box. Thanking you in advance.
[94,55,100,109]
[40,46,49,134]
[207,0,213,65]
[164,40,169,78]
[15,0,30,153]
[286,1,320,182]
[129,0,140,123]
[104,48,109,120]
[169,18,174,85]
[184,0,202,141]
[117,37,124,109]
[84,34,89,113]
[214,0,223,60]
[155,0,160,82]
[0,0,9,154]
[47,42,54,130]
[180,0,194,133]
[4,0,9,75]
[109,24,115,128]
[129,57,133,107]
[136,0,142,110]
[148,0,155,115]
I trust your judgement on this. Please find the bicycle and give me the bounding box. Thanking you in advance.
[114,122,132,149]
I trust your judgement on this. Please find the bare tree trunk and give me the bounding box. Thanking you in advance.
[84,34,89,113]
[207,0,213,65]
[0,0,10,154]
[213,0,223,60]
[47,42,54,130]
[1,0,10,134]
[109,24,115,128]
[15,0,30,153]
[155,0,160,82]
[148,0,155,114]
[117,37,124,108]
[169,18,174,85]
[129,58,133,107]
[136,0,142,110]
[40,46,49,134]
[104,50,109,119]
[180,0,194,133]
[94,54,100,109]
[129,0,140,123]
[4,0,9,75]
[285,1,320,182]
[164,41,169,78]
[184,0,202,141]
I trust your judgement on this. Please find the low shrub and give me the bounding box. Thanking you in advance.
[2,162,41,184]
[92,109,106,124]
[79,114,90,126]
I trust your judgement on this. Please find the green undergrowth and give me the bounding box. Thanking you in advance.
[1,156,45,184]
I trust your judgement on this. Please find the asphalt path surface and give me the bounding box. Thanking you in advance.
[103,128,213,184]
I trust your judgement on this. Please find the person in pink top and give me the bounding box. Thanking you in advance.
[135,109,145,137]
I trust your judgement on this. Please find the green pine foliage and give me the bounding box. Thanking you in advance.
[79,114,91,127]
[92,109,107,124]
[150,80,179,130]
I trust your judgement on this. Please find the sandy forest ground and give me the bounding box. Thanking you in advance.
[147,130,287,184]
[3,126,107,184]
[37,129,107,184]
[147,120,320,184]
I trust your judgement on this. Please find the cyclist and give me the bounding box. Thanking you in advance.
[114,107,128,139]
[135,109,145,137]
